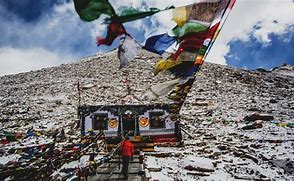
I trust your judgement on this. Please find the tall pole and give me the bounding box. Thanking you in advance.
[77,80,81,107]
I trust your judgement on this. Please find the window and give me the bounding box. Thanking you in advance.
[92,113,108,130]
[149,111,165,129]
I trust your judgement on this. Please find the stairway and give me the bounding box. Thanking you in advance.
[88,155,143,181]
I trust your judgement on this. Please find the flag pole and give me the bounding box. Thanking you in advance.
[77,80,81,107]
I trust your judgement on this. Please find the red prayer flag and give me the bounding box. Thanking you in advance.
[96,19,127,46]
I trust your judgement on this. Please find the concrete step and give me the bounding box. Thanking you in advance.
[109,158,139,164]
[97,163,140,172]
[88,174,142,181]
[88,153,144,181]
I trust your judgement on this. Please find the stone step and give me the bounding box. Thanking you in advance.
[96,162,140,173]
[109,158,139,164]
[89,173,142,181]
[88,152,144,181]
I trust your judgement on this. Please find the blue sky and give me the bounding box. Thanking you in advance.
[0,0,293,75]
[226,25,294,69]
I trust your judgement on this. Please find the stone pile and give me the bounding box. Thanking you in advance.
[0,49,293,180]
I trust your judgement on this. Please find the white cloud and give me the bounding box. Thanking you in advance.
[0,47,72,76]
[206,0,294,65]
[110,0,143,10]
[0,1,99,76]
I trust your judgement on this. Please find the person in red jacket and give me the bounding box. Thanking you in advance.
[120,136,134,179]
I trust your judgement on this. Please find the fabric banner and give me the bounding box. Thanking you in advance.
[154,58,181,75]
[144,34,177,55]
[96,20,127,46]
[74,0,115,22]
[74,0,236,79]
[118,36,141,68]
[151,78,180,96]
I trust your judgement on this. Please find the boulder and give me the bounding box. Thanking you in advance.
[271,159,294,174]
[241,120,263,130]
[187,171,210,176]
[184,165,214,172]
[184,157,215,172]
[193,101,212,106]
[244,113,274,122]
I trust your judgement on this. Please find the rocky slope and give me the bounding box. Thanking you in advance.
[152,61,294,180]
[0,49,293,180]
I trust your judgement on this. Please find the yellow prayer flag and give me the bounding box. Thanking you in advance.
[154,59,181,75]
[35,131,42,136]
[172,6,187,26]
[194,55,204,65]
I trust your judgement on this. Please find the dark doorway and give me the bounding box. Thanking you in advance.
[122,112,136,135]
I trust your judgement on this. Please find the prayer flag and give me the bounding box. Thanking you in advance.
[144,34,177,55]
[118,36,141,68]
[96,19,126,46]
[74,0,115,22]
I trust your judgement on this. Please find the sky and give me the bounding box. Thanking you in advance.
[0,0,293,76]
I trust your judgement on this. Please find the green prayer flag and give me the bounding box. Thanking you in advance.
[74,0,115,22]
[172,22,208,38]
[118,6,174,23]
[4,131,16,142]
[198,46,208,55]
[119,7,160,23]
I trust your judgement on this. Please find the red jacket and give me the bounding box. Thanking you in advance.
[121,140,134,157]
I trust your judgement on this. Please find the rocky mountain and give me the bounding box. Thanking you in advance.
[0,49,293,180]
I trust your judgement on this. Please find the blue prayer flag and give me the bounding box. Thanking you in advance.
[143,34,177,55]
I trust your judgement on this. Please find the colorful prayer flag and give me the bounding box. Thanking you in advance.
[73,0,115,22]
[4,131,16,142]
[168,61,198,77]
[96,19,127,46]
[118,35,141,68]
[74,0,236,80]
[172,21,208,38]
[172,6,187,27]
[144,34,177,55]
[151,78,180,96]
[154,58,181,75]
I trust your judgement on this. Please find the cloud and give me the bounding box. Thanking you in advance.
[0,47,71,76]
[206,0,294,65]
[143,0,204,8]
[0,1,100,76]
[110,0,144,10]
[225,25,294,70]
[0,1,97,54]
[110,0,196,10]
